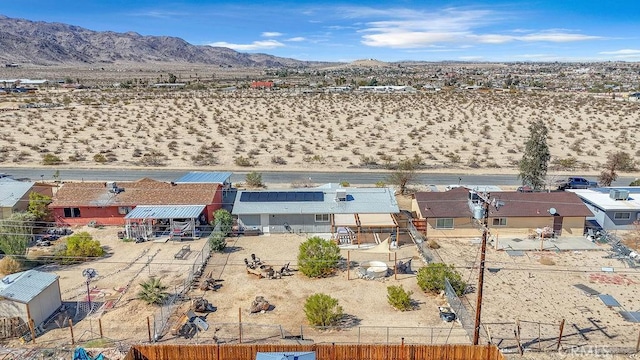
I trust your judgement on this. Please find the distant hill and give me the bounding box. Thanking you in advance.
[0,15,321,67]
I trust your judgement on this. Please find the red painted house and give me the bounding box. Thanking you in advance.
[250,81,274,89]
[49,178,222,226]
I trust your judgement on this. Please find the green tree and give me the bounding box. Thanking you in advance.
[297,236,341,278]
[0,213,35,255]
[599,151,636,187]
[416,263,466,296]
[387,285,413,311]
[245,171,264,188]
[137,277,169,305]
[304,293,343,327]
[518,119,550,190]
[630,179,640,186]
[387,157,419,195]
[27,192,52,222]
[213,209,233,234]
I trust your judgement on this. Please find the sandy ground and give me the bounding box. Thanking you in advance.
[434,238,640,354]
[1,89,638,176]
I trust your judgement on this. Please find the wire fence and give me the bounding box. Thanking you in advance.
[444,278,477,343]
[406,221,441,263]
[152,231,212,340]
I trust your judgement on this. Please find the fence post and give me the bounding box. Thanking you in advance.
[515,320,523,355]
[347,251,350,280]
[636,328,640,353]
[556,319,565,351]
[394,252,397,280]
[300,325,304,340]
[238,307,242,344]
[69,319,75,345]
[147,317,152,343]
[29,319,36,344]
[99,318,103,338]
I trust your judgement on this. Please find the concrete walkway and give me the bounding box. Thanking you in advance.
[495,235,602,251]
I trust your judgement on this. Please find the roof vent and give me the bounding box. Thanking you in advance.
[336,189,347,201]
[609,189,629,201]
[106,181,124,194]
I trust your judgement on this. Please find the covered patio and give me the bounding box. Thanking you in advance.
[124,205,206,241]
[331,213,400,248]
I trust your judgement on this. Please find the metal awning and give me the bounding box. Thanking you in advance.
[358,213,397,227]
[334,213,358,227]
[124,205,205,220]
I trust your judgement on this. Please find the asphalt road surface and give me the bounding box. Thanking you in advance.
[1,167,635,188]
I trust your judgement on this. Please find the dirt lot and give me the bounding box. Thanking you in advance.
[434,238,640,353]
[14,227,468,349]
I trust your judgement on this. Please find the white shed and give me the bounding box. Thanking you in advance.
[0,270,62,328]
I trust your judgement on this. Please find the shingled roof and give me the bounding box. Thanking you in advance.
[414,188,593,218]
[50,178,220,208]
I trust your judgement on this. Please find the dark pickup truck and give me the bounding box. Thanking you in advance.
[556,177,598,190]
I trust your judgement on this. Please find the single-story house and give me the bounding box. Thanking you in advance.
[567,187,640,230]
[251,81,274,89]
[49,178,222,226]
[0,178,55,219]
[412,188,593,238]
[232,184,400,245]
[0,270,61,331]
[175,171,235,212]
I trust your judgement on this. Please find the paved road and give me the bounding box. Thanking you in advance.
[2,167,635,187]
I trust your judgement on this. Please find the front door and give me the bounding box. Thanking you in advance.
[553,216,563,236]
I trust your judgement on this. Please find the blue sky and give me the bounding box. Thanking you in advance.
[2,1,638,62]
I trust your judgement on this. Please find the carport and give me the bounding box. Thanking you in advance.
[124,205,205,240]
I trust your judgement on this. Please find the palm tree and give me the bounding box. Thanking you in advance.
[137,277,169,305]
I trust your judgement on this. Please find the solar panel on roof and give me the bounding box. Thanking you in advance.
[240,191,324,202]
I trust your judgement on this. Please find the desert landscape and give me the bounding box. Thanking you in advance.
[1,68,639,176]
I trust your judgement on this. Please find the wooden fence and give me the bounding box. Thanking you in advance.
[125,343,504,360]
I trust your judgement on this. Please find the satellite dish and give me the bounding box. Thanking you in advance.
[82,268,98,279]
[549,208,557,215]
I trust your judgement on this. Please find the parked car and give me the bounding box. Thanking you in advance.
[555,177,598,190]
[438,306,456,322]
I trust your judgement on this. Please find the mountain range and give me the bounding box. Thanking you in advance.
[0,15,320,67]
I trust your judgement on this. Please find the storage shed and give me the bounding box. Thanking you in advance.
[0,270,61,329]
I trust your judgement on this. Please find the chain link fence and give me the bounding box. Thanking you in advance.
[407,221,441,263]
[152,233,212,340]
[444,277,478,343]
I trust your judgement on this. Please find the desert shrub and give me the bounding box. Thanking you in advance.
[0,256,22,275]
[630,179,640,186]
[304,293,343,327]
[539,257,555,265]
[42,153,63,165]
[416,263,466,296]
[271,156,287,165]
[245,171,264,188]
[208,231,226,253]
[387,285,413,311]
[137,277,169,305]
[57,231,104,263]
[298,236,341,278]
[339,181,350,187]
[427,239,440,249]
[138,150,167,166]
[0,213,35,255]
[93,153,107,163]
[375,181,386,188]
[234,156,255,167]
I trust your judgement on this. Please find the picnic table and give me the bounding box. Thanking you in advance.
[174,245,191,260]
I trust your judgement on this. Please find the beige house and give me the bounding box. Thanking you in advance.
[0,178,54,219]
[412,187,593,238]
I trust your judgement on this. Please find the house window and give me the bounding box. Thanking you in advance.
[63,207,81,218]
[614,212,631,220]
[492,218,507,226]
[315,214,330,222]
[118,206,132,215]
[435,218,454,229]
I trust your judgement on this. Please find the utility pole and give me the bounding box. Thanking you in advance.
[473,193,496,345]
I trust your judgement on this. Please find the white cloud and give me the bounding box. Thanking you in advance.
[261,32,283,38]
[599,49,640,55]
[208,40,285,51]
[352,6,602,48]
[286,37,306,42]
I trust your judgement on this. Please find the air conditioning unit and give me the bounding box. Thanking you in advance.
[336,189,347,201]
[609,189,629,200]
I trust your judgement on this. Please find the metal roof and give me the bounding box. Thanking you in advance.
[232,185,399,215]
[0,270,59,303]
[568,188,640,211]
[240,191,324,202]
[0,178,35,207]
[124,205,206,219]
[175,172,232,184]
